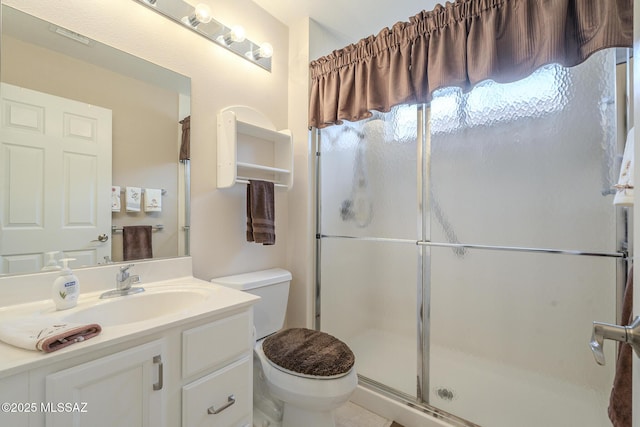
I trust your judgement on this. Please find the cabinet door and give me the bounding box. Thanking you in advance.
[0,372,29,427]
[45,340,165,427]
[183,356,251,427]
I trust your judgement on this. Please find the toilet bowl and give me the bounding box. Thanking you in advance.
[255,339,357,427]
[211,269,357,427]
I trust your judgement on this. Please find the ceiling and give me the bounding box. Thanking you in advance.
[251,0,440,47]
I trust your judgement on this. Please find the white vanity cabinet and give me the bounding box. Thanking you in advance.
[0,372,30,427]
[181,311,253,427]
[45,339,165,427]
[0,305,254,427]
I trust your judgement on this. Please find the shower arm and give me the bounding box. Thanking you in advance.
[589,316,640,365]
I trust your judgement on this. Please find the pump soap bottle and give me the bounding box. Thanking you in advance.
[41,251,61,271]
[52,258,80,310]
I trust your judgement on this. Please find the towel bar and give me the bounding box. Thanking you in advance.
[117,188,167,195]
[613,184,634,190]
[111,225,164,233]
[236,178,288,188]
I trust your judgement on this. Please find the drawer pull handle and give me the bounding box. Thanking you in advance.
[207,395,236,414]
[152,355,163,391]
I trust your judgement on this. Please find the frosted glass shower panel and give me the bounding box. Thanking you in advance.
[428,247,616,427]
[319,105,418,239]
[429,50,617,251]
[320,237,418,398]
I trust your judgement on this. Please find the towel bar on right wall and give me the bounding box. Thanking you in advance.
[217,105,293,190]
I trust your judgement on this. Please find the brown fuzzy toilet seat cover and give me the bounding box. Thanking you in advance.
[262,328,355,377]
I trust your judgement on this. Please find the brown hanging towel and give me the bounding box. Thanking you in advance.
[122,225,153,261]
[179,115,190,161]
[608,265,633,427]
[246,180,275,245]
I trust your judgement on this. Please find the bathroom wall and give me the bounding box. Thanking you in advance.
[283,18,359,328]
[4,0,291,285]
[285,17,313,328]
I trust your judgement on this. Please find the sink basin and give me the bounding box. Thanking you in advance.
[62,287,212,327]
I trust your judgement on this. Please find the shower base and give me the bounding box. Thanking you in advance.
[347,328,611,427]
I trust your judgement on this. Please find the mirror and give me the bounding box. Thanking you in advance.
[1,5,191,276]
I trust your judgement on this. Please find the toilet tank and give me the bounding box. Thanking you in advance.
[211,268,291,340]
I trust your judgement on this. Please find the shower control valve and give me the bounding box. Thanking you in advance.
[589,316,640,365]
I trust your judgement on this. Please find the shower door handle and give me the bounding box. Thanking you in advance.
[589,316,640,365]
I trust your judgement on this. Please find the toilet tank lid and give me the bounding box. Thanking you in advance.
[211,268,292,290]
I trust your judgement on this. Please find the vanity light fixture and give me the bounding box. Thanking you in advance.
[132,0,272,72]
[217,25,246,46]
[247,42,273,60]
[182,3,212,28]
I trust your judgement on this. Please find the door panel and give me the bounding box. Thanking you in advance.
[428,50,619,427]
[0,83,112,273]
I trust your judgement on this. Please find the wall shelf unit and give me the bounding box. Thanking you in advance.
[217,106,293,189]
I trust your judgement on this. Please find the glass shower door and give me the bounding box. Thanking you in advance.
[426,50,620,426]
[317,49,622,427]
[318,106,421,398]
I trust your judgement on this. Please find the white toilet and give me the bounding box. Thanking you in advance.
[211,268,358,427]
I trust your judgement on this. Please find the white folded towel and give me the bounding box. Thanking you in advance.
[0,319,101,353]
[126,186,142,212]
[144,188,162,212]
[111,186,121,212]
[614,127,634,206]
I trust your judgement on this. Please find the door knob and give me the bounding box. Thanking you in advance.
[91,234,109,242]
[590,316,640,365]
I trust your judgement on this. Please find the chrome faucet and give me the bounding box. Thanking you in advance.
[116,264,138,290]
[100,264,145,299]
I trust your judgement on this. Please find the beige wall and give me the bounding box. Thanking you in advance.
[3,35,181,262]
[285,18,314,328]
[3,0,291,283]
[282,18,354,329]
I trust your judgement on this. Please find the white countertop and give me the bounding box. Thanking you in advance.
[0,276,258,378]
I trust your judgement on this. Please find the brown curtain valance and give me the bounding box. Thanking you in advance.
[179,115,190,161]
[309,0,633,129]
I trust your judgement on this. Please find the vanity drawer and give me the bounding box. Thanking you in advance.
[182,356,251,427]
[182,310,252,377]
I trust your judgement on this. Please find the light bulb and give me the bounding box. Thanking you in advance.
[184,3,212,27]
[247,42,273,60]
[229,25,246,43]
[218,25,246,45]
[258,42,273,59]
[194,3,213,24]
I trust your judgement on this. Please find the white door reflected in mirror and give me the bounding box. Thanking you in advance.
[0,83,112,274]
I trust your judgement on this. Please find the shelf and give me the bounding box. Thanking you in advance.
[217,106,293,189]
[236,162,290,174]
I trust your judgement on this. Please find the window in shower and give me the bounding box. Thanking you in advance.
[431,64,568,134]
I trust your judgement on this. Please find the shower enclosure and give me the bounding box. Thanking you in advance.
[315,50,630,427]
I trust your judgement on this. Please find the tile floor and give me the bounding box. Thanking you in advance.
[335,402,394,427]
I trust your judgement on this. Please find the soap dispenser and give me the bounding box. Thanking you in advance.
[41,251,62,271]
[52,258,80,310]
